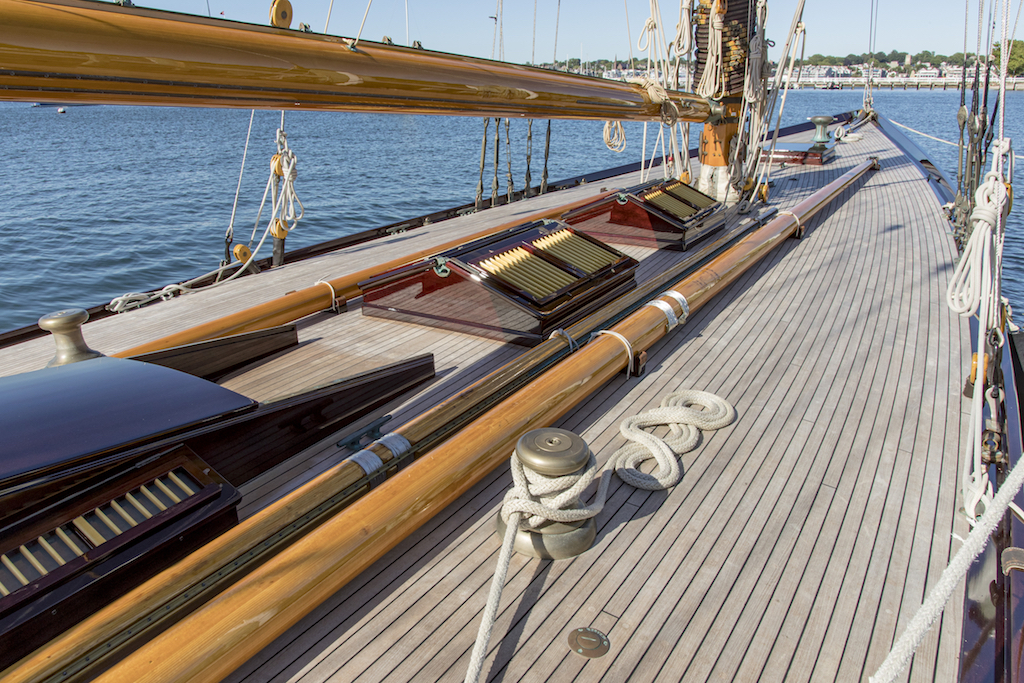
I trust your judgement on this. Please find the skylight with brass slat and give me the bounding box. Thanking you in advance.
[663,179,717,208]
[643,188,698,219]
[0,467,199,599]
[532,229,618,274]
[478,247,577,299]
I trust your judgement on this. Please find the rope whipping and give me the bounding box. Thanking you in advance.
[464,391,735,683]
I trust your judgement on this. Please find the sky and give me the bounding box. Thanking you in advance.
[140,0,1006,64]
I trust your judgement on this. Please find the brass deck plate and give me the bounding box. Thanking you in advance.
[568,626,610,658]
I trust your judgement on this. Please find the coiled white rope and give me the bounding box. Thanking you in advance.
[948,164,1009,524]
[603,120,627,152]
[465,391,735,683]
[696,0,724,99]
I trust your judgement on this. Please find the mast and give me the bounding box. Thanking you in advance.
[693,0,758,201]
[0,0,712,123]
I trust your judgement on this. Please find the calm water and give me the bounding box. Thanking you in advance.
[0,88,1020,332]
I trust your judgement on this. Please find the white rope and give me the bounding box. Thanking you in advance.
[316,279,340,312]
[465,391,735,683]
[348,0,374,49]
[869,445,1024,683]
[109,124,303,313]
[547,328,579,352]
[603,120,627,153]
[778,209,803,238]
[323,0,335,32]
[222,109,256,265]
[696,0,724,99]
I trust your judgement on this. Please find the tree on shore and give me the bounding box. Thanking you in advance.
[991,40,1024,75]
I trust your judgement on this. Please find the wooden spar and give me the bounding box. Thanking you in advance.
[75,158,877,683]
[112,191,617,358]
[0,0,711,122]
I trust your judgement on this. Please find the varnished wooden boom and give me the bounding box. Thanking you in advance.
[0,0,712,121]
[83,159,877,683]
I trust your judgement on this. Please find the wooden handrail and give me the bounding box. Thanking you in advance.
[84,158,877,683]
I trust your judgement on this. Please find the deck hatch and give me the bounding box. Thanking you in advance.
[0,467,201,597]
[561,178,724,250]
[0,446,240,670]
[360,220,638,345]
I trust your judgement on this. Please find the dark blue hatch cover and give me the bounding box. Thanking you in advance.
[0,356,257,485]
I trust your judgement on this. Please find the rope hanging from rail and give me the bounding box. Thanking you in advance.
[109,115,302,313]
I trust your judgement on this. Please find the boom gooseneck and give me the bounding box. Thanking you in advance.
[0,0,712,122]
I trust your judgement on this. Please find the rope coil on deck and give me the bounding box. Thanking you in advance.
[465,391,735,683]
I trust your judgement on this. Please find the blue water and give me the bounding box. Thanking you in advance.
[0,88,1021,332]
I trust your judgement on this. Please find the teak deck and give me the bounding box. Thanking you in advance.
[1,120,970,682]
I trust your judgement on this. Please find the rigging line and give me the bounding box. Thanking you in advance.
[505,118,514,201]
[624,0,635,69]
[475,118,489,210]
[491,117,500,207]
[552,0,562,65]
[962,0,970,108]
[540,0,561,195]
[998,0,1010,162]
[491,0,500,60]
[531,0,537,64]
[891,119,1024,159]
[324,0,335,33]
[223,109,256,265]
[351,0,374,49]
